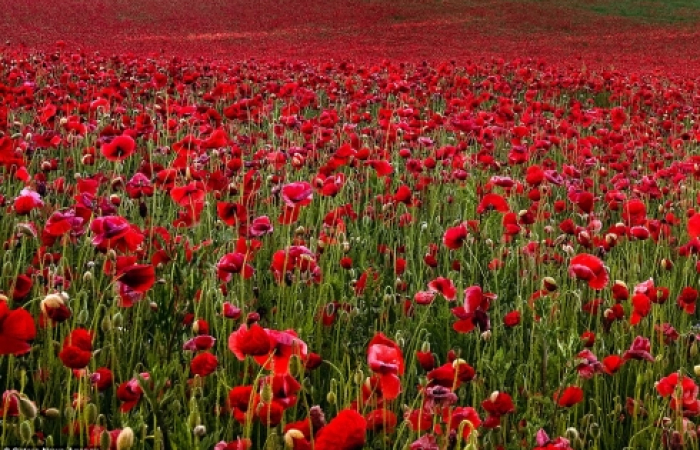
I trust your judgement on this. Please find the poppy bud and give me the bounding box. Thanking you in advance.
[261,383,274,404]
[113,312,123,328]
[562,244,575,257]
[20,420,32,442]
[193,425,206,437]
[110,194,121,206]
[691,342,699,358]
[41,293,65,315]
[565,427,580,441]
[661,258,673,271]
[100,429,112,450]
[116,426,135,450]
[542,277,557,292]
[18,395,38,419]
[83,271,93,283]
[85,403,98,423]
[342,241,351,253]
[326,391,336,405]
[421,341,431,353]
[284,429,304,448]
[481,330,492,341]
[42,408,60,419]
[77,309,89,325]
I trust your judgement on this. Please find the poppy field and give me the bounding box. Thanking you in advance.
[2,1,700,450]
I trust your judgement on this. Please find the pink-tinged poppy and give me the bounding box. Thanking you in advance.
[90,216,144,253]
[116,264,156,293]
[622,336,654,362]
[443,224,468,249]
[214,439,252,450]
[101,135,136,161]
[13,189,44,215]
[190,352,218,377]
[216,253,255,281]
[554,386,584,407]
[44,209,85,238]
[367,333,405,400]
[414,291,437,305]
[116,374,149,413]
[282,182,313,207]
[0,300,36,356]
[314,409,367,450]
[244,215,274,238]
[228,323,271,360]
[481,391,515,428]
[90,367,114,392]
[183,335,216,352]
[477,193,509,214]
[427,277,456,301]
[568,254,609,290]
[270,246,322,285]
[576,350,604,379]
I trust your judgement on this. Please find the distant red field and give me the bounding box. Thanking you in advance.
[2,0,700,73]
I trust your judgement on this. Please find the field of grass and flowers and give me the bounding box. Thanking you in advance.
[2,1,700,450]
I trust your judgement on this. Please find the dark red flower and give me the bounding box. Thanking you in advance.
[314,409,367,450]
[568,254,608,290]
[191,352,218,377]
[554,386,584,407]
[101,135,136,161]
[0,300,36,356]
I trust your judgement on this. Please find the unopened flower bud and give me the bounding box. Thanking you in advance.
[18,395,38,419]
[542,277,557,292]
[20,420,32,442]
[284,429,305,448]
[116,426,135,450]
[481,330,492,341]
[193,425,206,437]
[326,391,337,405]
[100,429,112,450]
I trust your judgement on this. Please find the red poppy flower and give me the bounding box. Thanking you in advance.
[367,333,405,400]
[602,355,624,375]
[228,323,271,360]
[427,277,457,301]
[217,253,255,281]
[443,224,468,249]
[365,408,397,433]
[630,293,651,325]
[90,367,113,391]
[477,194,509,214]
[481,391,515,428]
[117,264,156,293]
[116,375,148,413]
[13,189,44,215]
[59,345,92,369]
[314,409,367,450]
[554,386,584,407]
[0,300,36,356]
[191,352,218,377]
[677,287,698,314]
[101,135,136,161]
[503,310,521,328]
[568,254,609,290]
[442,406,481,439]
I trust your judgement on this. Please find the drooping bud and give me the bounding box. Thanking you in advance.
[116,426,135,450]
